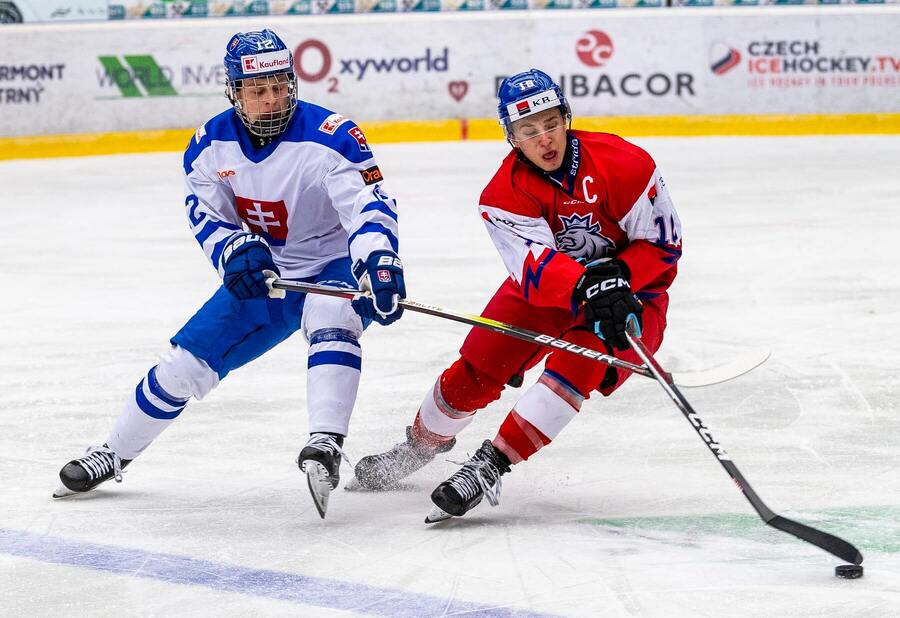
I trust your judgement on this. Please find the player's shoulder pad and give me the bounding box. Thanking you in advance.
[479,149,542,216]
[574,130,656,174]
[282,101,374,165]
[183,109,242,175]
[479,149,517,203]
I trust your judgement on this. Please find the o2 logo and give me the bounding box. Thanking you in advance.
[575,31,614,68]
[293,39,338,94]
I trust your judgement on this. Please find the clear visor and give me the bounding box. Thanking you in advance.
[227,72,297,138]
[505,109,569,144]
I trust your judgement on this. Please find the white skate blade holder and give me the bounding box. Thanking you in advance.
[302,460,332,518]
[425,505,453,524]
[52,483,78,499]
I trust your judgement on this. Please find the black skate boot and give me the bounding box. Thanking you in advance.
[298,433,347,518]
[352,425,456,491]
[53,444,131,498]
[426,440,511,524]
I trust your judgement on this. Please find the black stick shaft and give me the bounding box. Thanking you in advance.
[625,328,863,565]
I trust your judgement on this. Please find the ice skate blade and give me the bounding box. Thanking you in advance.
[302,461,332,519]
[424,505,453,524]
[52,483,78,499]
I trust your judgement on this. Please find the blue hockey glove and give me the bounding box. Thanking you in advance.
[573,258,643,351]
[221,233,280,301]
[352,251,406,325]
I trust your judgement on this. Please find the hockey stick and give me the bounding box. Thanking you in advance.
[624,321,863,565]
[270,278,652,379]
[269,278,766,388]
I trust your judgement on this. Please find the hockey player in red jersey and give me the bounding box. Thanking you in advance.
[354,68,682,521]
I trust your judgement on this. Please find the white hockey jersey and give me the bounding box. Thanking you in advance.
[183,101,398,280]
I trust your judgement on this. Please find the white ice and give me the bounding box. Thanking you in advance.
[2,136,900,616]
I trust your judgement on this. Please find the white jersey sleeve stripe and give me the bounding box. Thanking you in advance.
[359,200,398,222]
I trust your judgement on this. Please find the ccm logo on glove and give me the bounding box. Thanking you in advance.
[584,277,630,298]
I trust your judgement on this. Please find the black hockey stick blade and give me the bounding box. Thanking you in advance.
[768,515,863,565]
[624,322,864,565]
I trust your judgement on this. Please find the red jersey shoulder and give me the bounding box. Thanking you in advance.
[574,131,656,219]
[479,149,545,218]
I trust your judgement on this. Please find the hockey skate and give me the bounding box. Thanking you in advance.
[351,425,456,491]
[425,440,511,524]
[53,444,131,498]
[298,433,347,518]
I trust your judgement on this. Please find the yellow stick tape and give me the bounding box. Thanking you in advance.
[2,113,898,161]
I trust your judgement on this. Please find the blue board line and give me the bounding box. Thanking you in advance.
[0,528,556,617]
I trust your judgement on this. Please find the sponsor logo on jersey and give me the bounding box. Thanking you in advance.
[348,126,370,152]
[240,50,291,75]
[318,113,348,135]
[647,184,657,205]
[217,169,235,179]
[235,196,289,246]
[359,165,383,185]
[555,212,615,261]
[194,123,206,144]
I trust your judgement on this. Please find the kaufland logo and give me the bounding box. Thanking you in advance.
[240,50,291,75]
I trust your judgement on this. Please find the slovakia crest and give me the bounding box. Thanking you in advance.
[554,212,615,260]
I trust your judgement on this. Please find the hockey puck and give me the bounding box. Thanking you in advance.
[835,564,863,579]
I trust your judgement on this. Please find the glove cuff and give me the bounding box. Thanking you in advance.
[221,232,270,269]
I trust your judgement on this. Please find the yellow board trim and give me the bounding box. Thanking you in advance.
[2,113,899,161]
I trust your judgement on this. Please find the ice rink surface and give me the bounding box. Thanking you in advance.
[2,135,900,616]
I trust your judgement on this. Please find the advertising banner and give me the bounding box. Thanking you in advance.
[0,1,108,23]
[0,7,898,137]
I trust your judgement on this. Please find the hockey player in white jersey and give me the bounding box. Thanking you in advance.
[53,29,404,518]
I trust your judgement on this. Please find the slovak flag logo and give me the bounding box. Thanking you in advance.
[377,270,392,283]
[349,126,370,152]
[235,196,289,246]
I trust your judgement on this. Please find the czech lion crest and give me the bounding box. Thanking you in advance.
[554,212,615,261]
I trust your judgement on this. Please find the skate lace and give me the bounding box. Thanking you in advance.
[447,457,503,507]
[81,446,124,483]
[303,434,353,468]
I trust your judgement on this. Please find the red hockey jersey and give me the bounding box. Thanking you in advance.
[478,130,682,310]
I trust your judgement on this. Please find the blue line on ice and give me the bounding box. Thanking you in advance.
[1,528,555,617]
